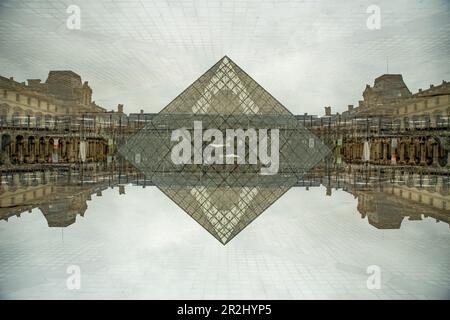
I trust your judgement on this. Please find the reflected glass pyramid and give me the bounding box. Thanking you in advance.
[119,56,329,244]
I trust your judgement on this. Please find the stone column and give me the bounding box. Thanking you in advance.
[39,138,45,163]
[408,140,416,165]
[10,138,16,163]
[18,139,24,164]
[37,138,42,163]
[70,139,76,162]
[75,138,80,162]
[432,141,439,167]
[382,139,389,164]
[370,139,376,163]
[45,138,50,163]
[33,138,39,163]
[93,140,97,161]
[87,140,91,162]
[447,151,450,168]
[420,139,427,166]
[399,140,406,164]
[352,142,358,161]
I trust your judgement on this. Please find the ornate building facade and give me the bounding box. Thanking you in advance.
[0,70,126,165]
[328,75,450,168]
[0,70,109,124]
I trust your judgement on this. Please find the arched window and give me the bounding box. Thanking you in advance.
[1,134,11,153]
[434,112,444,128]
[44,114,52,129]
[0,103,9,126]
[393,118,401,131]
[423,114,430,129]
[403,117,409,129]
[412,115,420,129]
[25,110,33,127]
[35,113,42,128]
[12,110,21,126]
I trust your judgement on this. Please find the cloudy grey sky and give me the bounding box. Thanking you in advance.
[0,0,449,115]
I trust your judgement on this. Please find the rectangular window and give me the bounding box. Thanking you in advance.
[27,97,31,105]
[47,103,49,111]
[16,93,19,101]
[38,99,41,108]
[2,90,6,98]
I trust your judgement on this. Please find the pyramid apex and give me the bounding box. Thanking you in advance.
[220,55,232,62]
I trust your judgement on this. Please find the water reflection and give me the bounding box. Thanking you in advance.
[1,161,448,238]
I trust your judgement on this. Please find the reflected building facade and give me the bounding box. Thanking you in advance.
[1,162,448,233]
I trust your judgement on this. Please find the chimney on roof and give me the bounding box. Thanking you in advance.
[348,105,354,112]
[118,104,124,113]
[9,77,13,81]
[430,84,434,88]
[140,109,144,114]
[324,106,331,116]
[418,88,422,92]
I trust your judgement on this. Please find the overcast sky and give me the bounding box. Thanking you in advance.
[0,0,449,115]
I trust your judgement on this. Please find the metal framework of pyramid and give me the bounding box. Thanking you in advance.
[119,56,329,244]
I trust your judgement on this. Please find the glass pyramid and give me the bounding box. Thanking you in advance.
[119,56,329,244]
